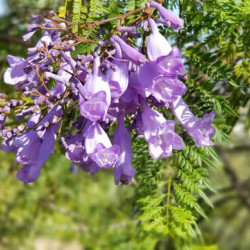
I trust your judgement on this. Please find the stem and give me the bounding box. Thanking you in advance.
[78,7,145,27]
[35,66,51,97]
[177,0,183,47]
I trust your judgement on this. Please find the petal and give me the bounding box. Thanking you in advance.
[84,123,112,154]
[171,97,215,147]
[147,19,172,61]
[80,91,108,122]
[16,127,55,183]
[149,1,184,29]
[90,144,120,168]
[111,35,146,66]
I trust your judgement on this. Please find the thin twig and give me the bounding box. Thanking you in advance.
[216,147,250,210]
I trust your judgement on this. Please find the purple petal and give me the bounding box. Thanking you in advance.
[151,76,186,103]
[79,91,109,122]
[81,158,100,174]
[147,19,172,61]
[107,60,129,99]
[171,97,215,147]
[149,1,184,29]
[4,56,28,85]
[111,35,146,66]
[90,143,120,168]
[140,99,184,159]
[155,53,183,77]
[16,127,56,183]
[113,113,136,185]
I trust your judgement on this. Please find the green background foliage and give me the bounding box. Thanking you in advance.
[0,0,249,249]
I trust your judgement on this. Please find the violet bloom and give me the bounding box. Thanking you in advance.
[140,99,183,159]
[151,76,186,103]
[79,56,111,122]
[84,123,120,168]
[22,14,42,41]
[131,62,158,97]
[133,60,186,103]
[154,48,183,78]
[32,19,63,48]
[62,133,85,163]
[2,127,56,184]
[148,1,184,29]
[171,97,216,147]
[4,56,29,85]
[117,26,141,38]
[147,19,172,61]
[0,114,7,129]
[2,105,63,183]
[15,128,56,183]
[111,35,146,66]
[113,113,136,185]
[106,43,129,101]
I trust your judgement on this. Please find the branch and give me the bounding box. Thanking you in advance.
[0,34,33,47]
[216,147,250,210]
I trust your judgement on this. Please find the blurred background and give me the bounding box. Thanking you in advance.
[0,0,250,249]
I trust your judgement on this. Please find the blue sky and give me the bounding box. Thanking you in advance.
[0,0,8,17]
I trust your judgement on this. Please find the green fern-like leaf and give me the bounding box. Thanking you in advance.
[58,5,66,18]
[72,0,88,33]
[87,0,104,22]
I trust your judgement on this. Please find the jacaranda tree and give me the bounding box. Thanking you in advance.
[0,0,249,249]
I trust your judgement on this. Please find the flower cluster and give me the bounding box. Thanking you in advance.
[0,2,215,185]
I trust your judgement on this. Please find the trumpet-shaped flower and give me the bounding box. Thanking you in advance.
[111,35,146,66]
[4,56,29,85]
[113,113,136,185]
[2,105,62,183]
[84,123,120,168]
[147,19,172,61]
[106,44,129,100]
[140,99,183,159]
[149,1,184,29]
[171,97,215,146]
[151,76,186,103]
[62,133,85,163]
[79,56,111,122]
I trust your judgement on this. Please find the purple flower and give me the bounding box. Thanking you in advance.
[0,114,7,129]
[84,123,120,168]
[22,24,40,41]
[4,56,28,85]
[117,26,141,38]
[171,97,216,147]
[15,127,56,183]
[130,62,158,98]
[79,56,111,122]
[22,14,42,41]
[133,60,186,104]
[113,113,136,185]
[106,44,129,100]
[62,133,85,163]
[150,76,186,103]
[147,19,172,61]
[154,48,183,77]
[33,19,63,47]
[110,35,146,66]
[26,112,41,128]
[149,1,184,29]
[2,105,63,183]
[140,99,183,159]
